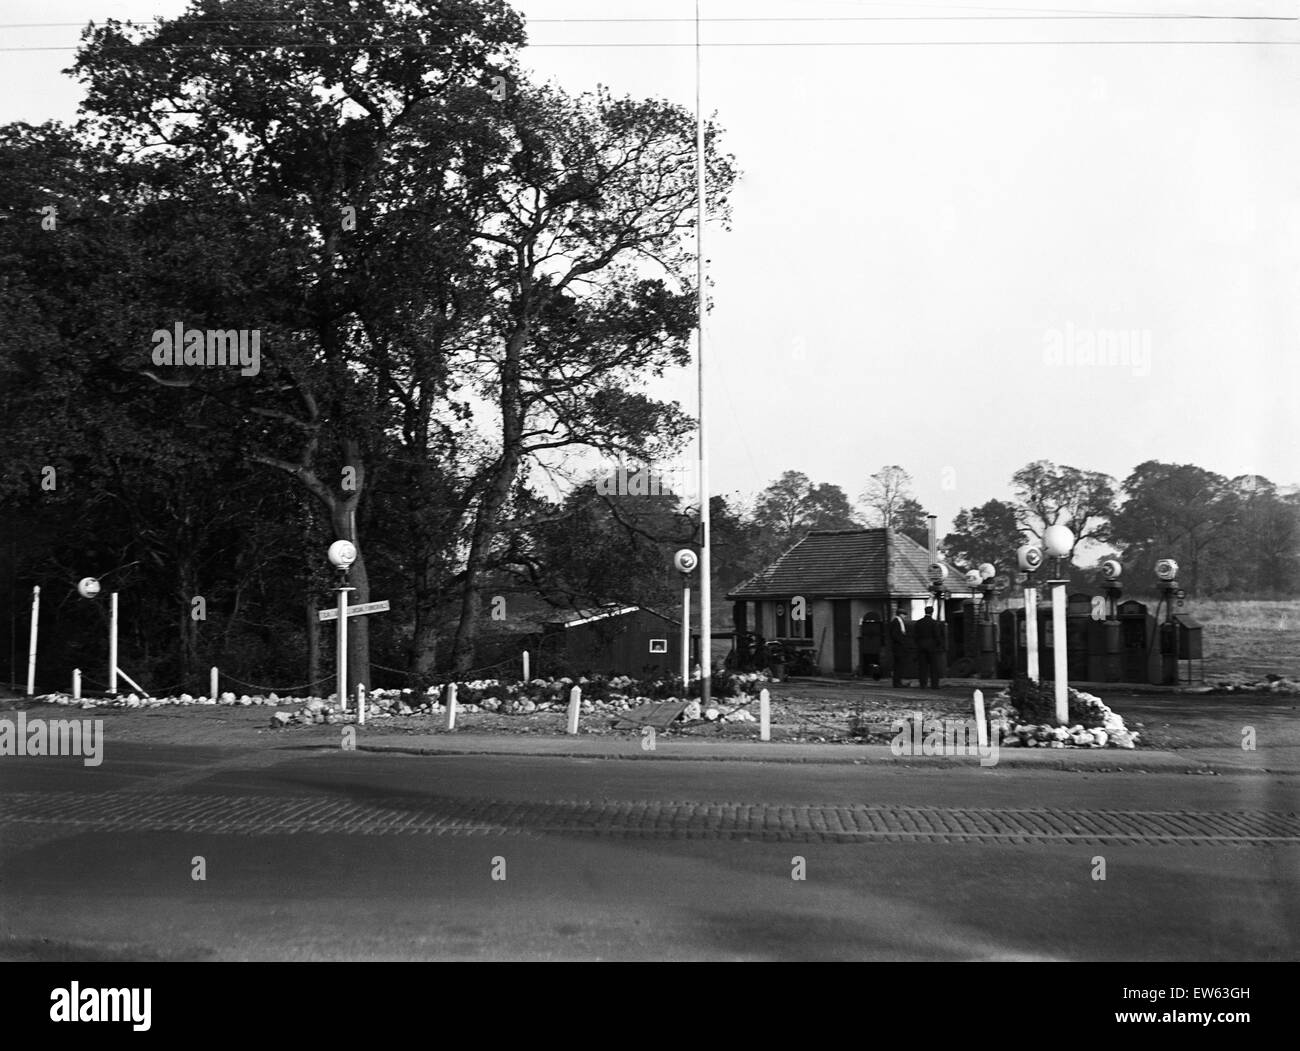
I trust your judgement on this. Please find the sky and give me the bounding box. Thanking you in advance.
[3,0,1298,544]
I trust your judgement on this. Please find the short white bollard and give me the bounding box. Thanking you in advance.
[973,688,988,751]
[759,687,771,742]
[73,668,81,702]
[27,585,39,697]
[210,666,218,707]
[567,686,581,734]
[357,683,367,726]
[445,682,457,731]
[522,649,530,683]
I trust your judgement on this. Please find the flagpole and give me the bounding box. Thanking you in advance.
[696,0,711,706]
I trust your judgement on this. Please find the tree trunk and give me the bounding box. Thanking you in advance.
[305,594,321,693]
[450,325,527,673]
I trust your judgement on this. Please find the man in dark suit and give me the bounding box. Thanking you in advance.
[914,606,941,689]
[888,604,910,687]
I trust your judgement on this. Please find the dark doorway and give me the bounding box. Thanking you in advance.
[832,600,852,673]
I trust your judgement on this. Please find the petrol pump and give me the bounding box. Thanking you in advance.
[927,560,949,681]
[1089,558,1124,682]
[975,563,998,677]
[1148,557,1202,684]
[1017,542,1044,681]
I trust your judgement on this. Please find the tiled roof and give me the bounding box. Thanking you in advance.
[726,529,972,599]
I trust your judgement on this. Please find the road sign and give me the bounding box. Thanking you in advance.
[318,599,390,622]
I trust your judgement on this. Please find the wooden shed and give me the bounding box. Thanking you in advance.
[540,605,687,679]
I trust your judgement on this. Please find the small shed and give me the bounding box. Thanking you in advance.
[541,605,686,679]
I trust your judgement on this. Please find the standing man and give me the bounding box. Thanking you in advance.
[914,606,941,689]
[888,604,910,687]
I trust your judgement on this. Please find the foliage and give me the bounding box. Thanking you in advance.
[1011,460,1116,557]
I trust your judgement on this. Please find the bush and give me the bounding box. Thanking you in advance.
[1007,674,1107,728]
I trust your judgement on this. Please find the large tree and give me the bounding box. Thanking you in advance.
[1219,475,1300,596]
[860,465,913,529]
[945,499,1026,573]
[752,471,859,560]
[1011,460,1116,560]
[1107,461,1234,595]
[62,0,735,683]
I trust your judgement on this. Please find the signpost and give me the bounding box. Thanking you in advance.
[317,600,390,622]
[327,541,358,716]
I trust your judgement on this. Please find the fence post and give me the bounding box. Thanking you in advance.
[73,668,81,702]
[210,666,218,705]
[567,686,581,735]
[973,688,988,750]
[759,687,770,742]
[357,682,367,726]
[108,591,118,696]
[26,585,39,697]
[446,682,457,731]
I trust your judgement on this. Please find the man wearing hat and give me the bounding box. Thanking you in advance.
[914,605,941,689]
[887,603,910,687]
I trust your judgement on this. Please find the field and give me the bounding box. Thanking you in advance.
[1190,600,1300,682]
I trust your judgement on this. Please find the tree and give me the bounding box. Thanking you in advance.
[1011,460,1116,560]
[707,494,767,593]
[437,79,734,671]
[1219,476,1300,595]
[66,0,531,691]
[752,471,859,560]
[893,498,933,548]
[945,499,1026,572]
[861,466,913,529]
[65,0,737,681]
[1107,461,1234,596]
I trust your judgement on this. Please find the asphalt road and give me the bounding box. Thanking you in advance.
[1,739,1297,961]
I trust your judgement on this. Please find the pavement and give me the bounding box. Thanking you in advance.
[349,728,1300,776]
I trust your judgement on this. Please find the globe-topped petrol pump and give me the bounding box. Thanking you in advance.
[1099,558,1123,616]
[1017,541,1044,681]
[974,563,997,677]
[1149,557,1202,684]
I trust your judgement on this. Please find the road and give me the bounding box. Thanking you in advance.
[2,734,1297,961]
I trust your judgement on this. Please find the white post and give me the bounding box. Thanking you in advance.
[759,687,770,742]
[681,586,691,686]
[210,665,218,705]
[567,685,581,734]
[1024,586,1039,681]
[357,682,366,726]
[26,585,39,696]
[109,591,118,696]
[117,666,147,696]
[695,1,712,711]
[445,682,457,731]
[973,688,988,751]
[336,583,349,711]
[73,668,81,702]
[522,649,530,683]
[1051,580,1068,724]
